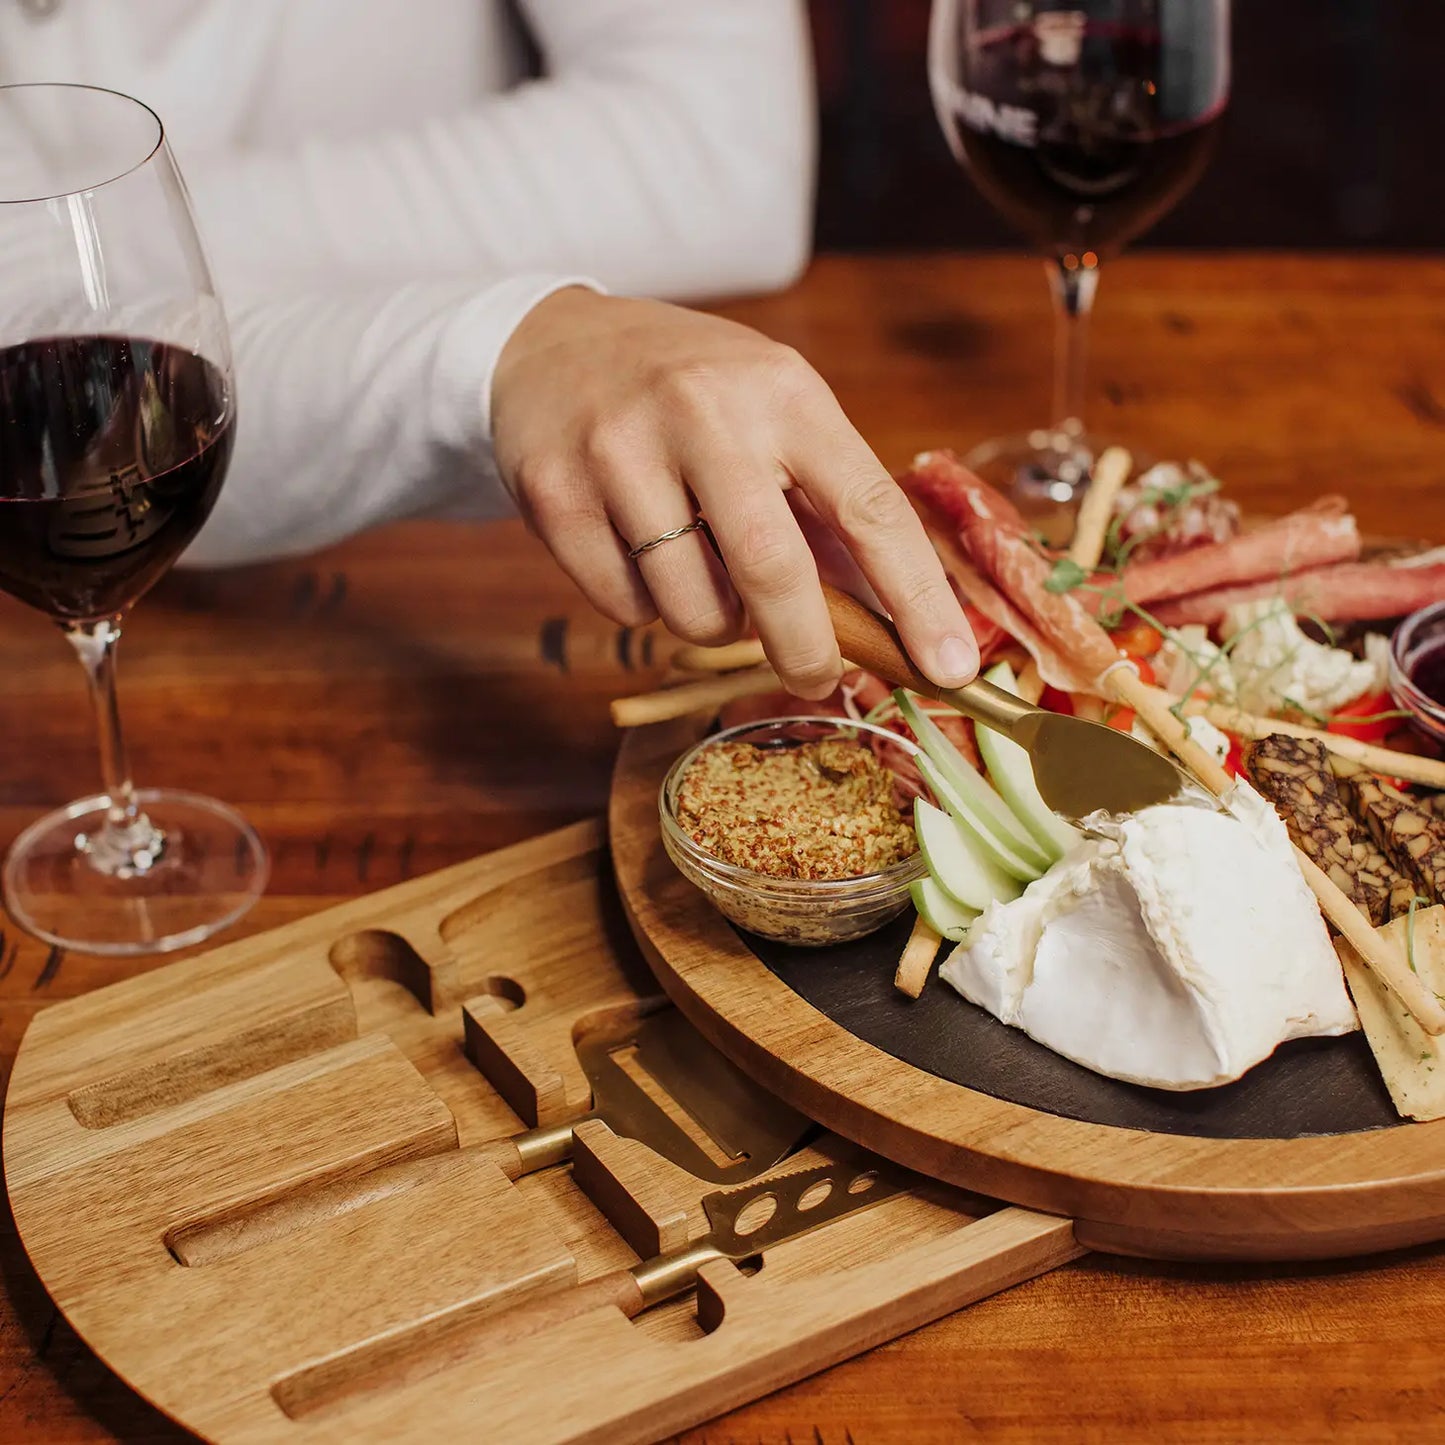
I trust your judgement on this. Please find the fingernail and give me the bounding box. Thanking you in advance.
[936,634,978,685]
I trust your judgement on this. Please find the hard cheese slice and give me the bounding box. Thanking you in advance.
[1337,904,1445,1121]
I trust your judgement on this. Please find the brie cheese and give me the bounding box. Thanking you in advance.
[941,783,1358,1089]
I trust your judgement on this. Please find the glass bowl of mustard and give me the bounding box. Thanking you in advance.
[659,716,931,946]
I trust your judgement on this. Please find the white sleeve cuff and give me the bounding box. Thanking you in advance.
[430,272,605,457]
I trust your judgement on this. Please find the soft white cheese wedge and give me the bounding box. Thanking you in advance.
[941,783,1358,1089]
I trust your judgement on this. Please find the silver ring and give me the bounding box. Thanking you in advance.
[627,519,707,559]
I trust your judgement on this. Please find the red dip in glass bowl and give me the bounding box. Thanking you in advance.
[1389,600,1445,745]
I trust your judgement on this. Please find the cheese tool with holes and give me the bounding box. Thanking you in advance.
[464,1160,902,1350]
[822,583,1194,821]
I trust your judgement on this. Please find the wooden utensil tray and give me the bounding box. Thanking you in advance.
[4,820,1079,1444]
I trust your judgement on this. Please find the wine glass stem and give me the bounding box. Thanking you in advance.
[63,617,167,876]
[1046,256,1100,434]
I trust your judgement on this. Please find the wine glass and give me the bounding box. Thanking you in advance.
[929,0,1230,535]
[0,84,266,955]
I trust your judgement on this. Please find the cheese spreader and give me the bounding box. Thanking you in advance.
[171,1007,813,1266]
[822,582,1196,822]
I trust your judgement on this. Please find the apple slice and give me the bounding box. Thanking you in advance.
[893,690,1051,872]
[910,875,978,944]
[917,755,1042,883]
[975,660,1079,860]
[914,798,1024,912]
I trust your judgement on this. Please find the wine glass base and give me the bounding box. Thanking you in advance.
[3,789,268,957]
[964,428,1154,547]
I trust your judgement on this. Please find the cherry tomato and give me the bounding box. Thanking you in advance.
[1112,618,1164,658]
[1039,685,1075,715]
[1326,689,1399,744]
[1106,706,1137,733]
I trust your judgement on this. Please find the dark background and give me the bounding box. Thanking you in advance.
[809,0,1445,250]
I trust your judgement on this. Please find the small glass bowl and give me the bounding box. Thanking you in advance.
[658,716,929,947]
[1389,600,1445,746]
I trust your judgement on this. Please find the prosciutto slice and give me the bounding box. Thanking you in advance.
[903,450,1029,535]
[1152,549,1445,629]
[901,473,1091,692]
[901,458,1118,687]
[1111,497,1361,608]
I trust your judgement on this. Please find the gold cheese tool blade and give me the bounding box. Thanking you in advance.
[822,582,1196,821]
[631,1158,904,1308]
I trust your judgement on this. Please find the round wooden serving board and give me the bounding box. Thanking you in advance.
[610,714,1445,1263]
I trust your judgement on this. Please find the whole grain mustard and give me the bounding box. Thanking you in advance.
[675,735,916,881]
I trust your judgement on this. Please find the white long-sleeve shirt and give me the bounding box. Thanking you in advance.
[0,0,815,563]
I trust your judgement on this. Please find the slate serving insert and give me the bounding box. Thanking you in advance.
[745,914,1398,1140]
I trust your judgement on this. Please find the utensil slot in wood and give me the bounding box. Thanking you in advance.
[67,996,355,1129]
[164,1133,516,1266]
[270,1266,639,1421]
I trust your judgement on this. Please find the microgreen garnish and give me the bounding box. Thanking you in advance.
[1099,464,1223,569]
[1044,558,1088,594]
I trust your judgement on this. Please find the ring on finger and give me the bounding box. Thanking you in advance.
[627,517,710,559]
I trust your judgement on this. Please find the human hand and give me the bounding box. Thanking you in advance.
[491,288,977,699]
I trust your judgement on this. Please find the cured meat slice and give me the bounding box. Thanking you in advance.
[1241,734,1393,923]
[901,462,1113,688]
[1339,774,1445,907]
[1151,550,1445,630]
[952,488,1121,682]
[902,450,1029,536]
[904,495,1091,692]
[1107,497,1360,610]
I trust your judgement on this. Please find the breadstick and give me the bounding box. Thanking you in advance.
[1066,446,1133,569]
[894,912,944,999]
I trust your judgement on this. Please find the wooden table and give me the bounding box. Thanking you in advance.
[3,254,1444,1442]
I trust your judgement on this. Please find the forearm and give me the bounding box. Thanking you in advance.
[183,275,591,567]
[184,0,814,304]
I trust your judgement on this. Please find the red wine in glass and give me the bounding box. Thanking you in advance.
[943,17,1225,259]
[0,83,266,957]
[0,336,233,621]
[929,1,1230,535]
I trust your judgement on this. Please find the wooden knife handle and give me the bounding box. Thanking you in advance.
[820,583,941,700]
[168,1136,528,1267]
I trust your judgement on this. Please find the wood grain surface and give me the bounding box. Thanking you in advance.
[4,253,1445,1441]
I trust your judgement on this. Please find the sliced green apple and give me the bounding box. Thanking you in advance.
[910,875,978,943]
[893,690,1051,872]
[914,797,1024,912]
[916,755,1043,883]
[975,660,1079,859]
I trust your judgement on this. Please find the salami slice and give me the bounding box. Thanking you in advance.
[1151,549,1445,629]
[1110,497,1361,609]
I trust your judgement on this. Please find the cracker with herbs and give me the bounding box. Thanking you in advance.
[1336,904,1445,1121]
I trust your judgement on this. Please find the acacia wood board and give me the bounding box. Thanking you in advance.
[610,714,1445,1262]
[3,820,1080,1444]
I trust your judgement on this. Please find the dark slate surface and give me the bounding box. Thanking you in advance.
[746,914,1400,1139]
